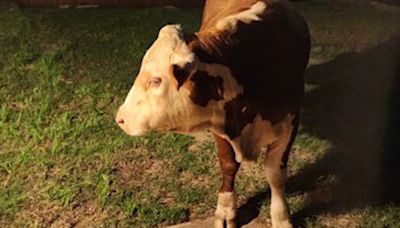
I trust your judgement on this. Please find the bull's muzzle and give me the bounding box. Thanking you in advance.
[115,106,127,130]
[115,106,146,136]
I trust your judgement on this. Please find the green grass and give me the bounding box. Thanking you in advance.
[1,1,400,227]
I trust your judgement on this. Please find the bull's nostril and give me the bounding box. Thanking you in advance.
[116,118,125,125]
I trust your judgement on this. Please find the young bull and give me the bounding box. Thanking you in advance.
[116,0,310,227]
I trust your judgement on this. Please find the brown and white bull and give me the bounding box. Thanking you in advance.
[116,0,310,227]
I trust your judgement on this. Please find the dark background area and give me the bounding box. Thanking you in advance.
[2,0,400,8]
[2,0,204,8]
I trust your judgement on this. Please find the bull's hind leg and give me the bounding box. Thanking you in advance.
[265,115,299,228]
[213,134,240,228]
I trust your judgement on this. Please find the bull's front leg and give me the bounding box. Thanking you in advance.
[265,131,297,228]
[213,134,240,228]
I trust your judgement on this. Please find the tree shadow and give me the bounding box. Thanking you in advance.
[288,33,400,226]
[236,33,400,227]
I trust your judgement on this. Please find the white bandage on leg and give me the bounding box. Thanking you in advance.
[215,191,237,220]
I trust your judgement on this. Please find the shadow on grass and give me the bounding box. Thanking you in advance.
[236,33,400,227]
[236,190,270,226]
[290,33,400,226]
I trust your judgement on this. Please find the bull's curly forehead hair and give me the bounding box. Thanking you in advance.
[150,24,195,66]
[155,24,226,66]
[158,24,183,38]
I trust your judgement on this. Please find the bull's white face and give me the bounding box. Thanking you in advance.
[116,25,211,136]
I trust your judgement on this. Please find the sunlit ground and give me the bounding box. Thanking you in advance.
[1,0,399,226]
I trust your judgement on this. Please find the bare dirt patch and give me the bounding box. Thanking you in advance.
[14,201,113,228]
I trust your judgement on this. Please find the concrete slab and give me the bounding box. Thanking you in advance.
[168,217,267,228]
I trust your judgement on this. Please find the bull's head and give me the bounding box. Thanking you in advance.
[116,25,229,136]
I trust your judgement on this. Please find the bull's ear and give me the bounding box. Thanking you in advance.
[171,64,192,90]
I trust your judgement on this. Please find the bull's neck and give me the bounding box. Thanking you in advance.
[186,32,234,66]
[201,0,261,31]
[203,0,244,10]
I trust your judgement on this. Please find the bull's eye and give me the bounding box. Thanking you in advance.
[149,77,162,88]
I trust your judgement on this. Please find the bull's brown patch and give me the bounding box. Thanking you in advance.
[189,71,224,107]
[223,94,298,140]
[171,64,191,89]
[223,94,256,139]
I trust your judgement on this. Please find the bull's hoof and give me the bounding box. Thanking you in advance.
[226,219,236,228]
[214,217,224,228]
[272,220,293,228]
[214,217,236,228]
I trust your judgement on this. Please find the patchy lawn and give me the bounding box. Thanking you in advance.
[1,0,399,227]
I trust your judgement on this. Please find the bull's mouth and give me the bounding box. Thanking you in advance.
[125,129,147,137]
